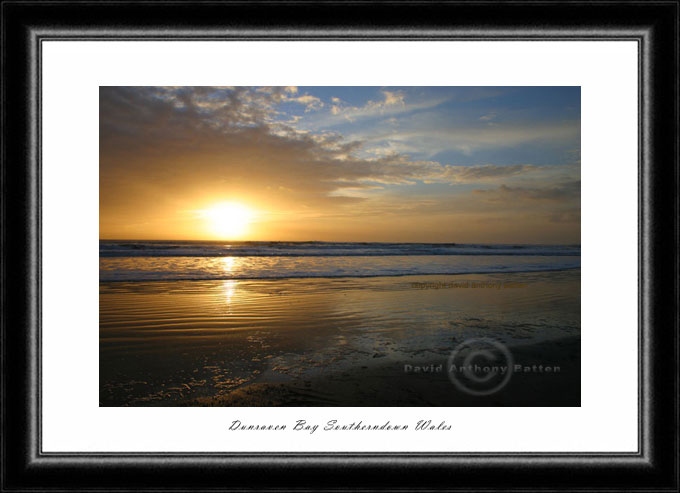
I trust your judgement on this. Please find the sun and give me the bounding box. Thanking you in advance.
[203,202,254,238]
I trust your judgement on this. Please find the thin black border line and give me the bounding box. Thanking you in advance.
[0,2,5,487]
[35,35,643,460]
[34,34,647,40]
[36,18,44,468]
[674,0,680,484]
[637,26,645,465]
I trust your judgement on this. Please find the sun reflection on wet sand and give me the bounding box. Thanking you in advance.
[221,257,240,310]
[223,279,237,305]
[99,270,580,406]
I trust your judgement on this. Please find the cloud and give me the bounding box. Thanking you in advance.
[99,86,580,242]
[100,88,430,212]
[321,89,444,125]
[548,209,581,223]
[438,164,543,183]
[100,87,578,197]
[356,120,580,158]
[381,90,405,106]
[289,94,323,111]
[473,181,581,203]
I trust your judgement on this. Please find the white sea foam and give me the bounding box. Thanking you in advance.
[99,253,580,282]
[100,241,580,258]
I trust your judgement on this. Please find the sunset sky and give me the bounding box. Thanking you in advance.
[100,86,580,243]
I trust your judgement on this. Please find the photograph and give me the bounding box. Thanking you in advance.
[99,86,581,407]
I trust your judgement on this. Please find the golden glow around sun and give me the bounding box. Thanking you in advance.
[203,202,254,238]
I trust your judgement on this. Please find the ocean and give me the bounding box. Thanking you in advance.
[100,240,580,281]
[99,241,581,406]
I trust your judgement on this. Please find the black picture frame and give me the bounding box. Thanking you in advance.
[2,1,678,491]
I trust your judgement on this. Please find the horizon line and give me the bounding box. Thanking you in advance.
[99,239,581,246]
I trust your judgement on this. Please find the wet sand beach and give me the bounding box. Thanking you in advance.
[183,336,580,407]
[100,270,580,407]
